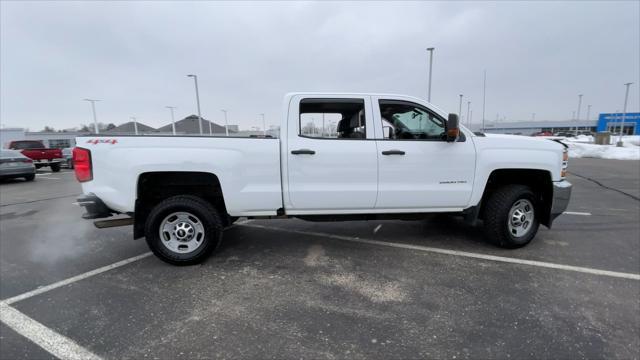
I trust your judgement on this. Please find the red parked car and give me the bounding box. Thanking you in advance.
[7,140,63,172]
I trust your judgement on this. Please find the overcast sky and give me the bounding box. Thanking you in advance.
[1,1,639,131]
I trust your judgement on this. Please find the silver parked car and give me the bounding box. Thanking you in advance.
[0,149,36,181]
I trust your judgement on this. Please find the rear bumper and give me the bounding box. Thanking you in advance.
[550,180,572,221]
[32,159,63,165]
[76,193,117,219]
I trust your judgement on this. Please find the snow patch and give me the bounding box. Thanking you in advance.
[561,135,640,160]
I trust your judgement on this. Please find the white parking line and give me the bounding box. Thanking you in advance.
[35,173,52,176]
[0,302,102,360]
[0,252,153,360]
[239,223,640,281]
[36,177,60,180]
[563,211,592,216]
[4,252,153,305]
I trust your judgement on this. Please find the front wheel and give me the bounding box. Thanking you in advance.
[50,163,61,172]
[145,195,223,265]
[483,185,540,248]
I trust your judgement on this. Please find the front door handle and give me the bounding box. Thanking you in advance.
[291,149,316,155]
[381,150,405,155]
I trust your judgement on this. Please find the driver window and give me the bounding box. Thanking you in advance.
[379,100,446,140]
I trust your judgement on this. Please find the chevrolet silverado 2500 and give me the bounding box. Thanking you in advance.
[74,93,572,265]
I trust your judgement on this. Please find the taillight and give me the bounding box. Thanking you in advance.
[73,147,92,182]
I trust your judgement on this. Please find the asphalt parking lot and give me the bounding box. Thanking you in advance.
[1,159,639,359]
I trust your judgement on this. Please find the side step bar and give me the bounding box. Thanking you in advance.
[93,217,134,229]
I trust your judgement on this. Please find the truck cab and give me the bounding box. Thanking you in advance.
[281,94,476,213]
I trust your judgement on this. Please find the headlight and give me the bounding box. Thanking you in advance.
[561,148,568,178]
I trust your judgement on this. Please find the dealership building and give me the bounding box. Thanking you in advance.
[469,112,640,135]
[0,128,90,149]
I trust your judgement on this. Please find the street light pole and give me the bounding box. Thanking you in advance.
[426,47,435,102]
[130,117,138,135]
[220,109,229,136]
[586,104,591,121]
[83,99,100,133]
[165,106,177,135]
[186,74,204,135]
[576,94,583,121]
[618,82,634,147]
[259,113,266,136]
[481,70,487,132]
[458,94,463,120]
[466,101,471,127]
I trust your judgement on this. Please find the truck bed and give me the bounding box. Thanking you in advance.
[76,136,283,216]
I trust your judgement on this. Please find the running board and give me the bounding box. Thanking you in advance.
[93,218,134,229]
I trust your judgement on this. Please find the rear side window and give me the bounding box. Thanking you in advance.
[10,141,43,149]
[299,99,366,139]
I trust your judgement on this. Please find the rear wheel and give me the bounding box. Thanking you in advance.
[145,195,223,265]
[50,163,61,172]
[483,185,539,248]
[24,174,35,181]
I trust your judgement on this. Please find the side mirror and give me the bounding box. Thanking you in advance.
[446,113,460,142]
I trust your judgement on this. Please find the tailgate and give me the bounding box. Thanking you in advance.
[21,149,62,160]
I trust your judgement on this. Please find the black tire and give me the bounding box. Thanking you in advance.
[24,174,35,181]
[50,163,61,172]
[483,185,540,248]
[145,195,223,265]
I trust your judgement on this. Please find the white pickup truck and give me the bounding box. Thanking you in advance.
[74,93,572,265]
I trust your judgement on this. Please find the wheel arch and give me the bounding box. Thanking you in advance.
[478,168,554,228]
[133,171,229,239]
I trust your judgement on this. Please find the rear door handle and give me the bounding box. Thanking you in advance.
[381,150,405,155]
[291,149,316,155]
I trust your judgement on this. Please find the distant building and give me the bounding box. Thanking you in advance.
[156,115,234,135]
[226,125,239,132]
[104,121,157,135]
[470,120,598,135]
[0,128,26,148]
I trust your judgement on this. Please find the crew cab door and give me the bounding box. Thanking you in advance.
[373,97,476,210]
[283,95,378,213]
